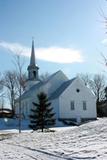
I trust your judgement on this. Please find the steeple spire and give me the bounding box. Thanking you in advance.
[30,38,36,66]
[27,39,39,81]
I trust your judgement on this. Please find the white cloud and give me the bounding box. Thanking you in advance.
[0,41,30,56]
[0,41,84,64]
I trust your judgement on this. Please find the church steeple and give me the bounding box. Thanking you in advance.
[30,39,36,66]
[27,39,39,81]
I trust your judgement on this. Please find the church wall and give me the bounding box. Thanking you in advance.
[15,98,32,119]
[51,99,66,127]
[51,99,59,120]
[14,40,97,126]
[38,84,49,95]
[59,78,97,121]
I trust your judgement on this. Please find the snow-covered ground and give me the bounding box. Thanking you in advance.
[0,118,107,160]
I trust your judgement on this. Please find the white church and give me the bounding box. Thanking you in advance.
[15,40,97,126]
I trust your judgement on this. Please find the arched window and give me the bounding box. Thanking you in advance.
[33,71,36,78]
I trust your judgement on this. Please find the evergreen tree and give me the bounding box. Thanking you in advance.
[29,92,55,132]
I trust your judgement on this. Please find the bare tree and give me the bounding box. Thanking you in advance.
[3,68,27,113]
[100,53,107,72]
[77,73,92,86]
[13,54,26,133]
[3,71,17,113]
[0,73,5,109]
[78,73,106,103]
[0,72,3,86]
[90,74,106,102]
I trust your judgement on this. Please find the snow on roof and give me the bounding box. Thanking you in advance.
[49,78,76,100]
[20,81,42,100]
[20,70,68,101]
[45,70,68,83]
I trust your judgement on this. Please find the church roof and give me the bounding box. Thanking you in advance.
[49,78,76,100]
[44,70,68,83]
[20,81,43,100]
[20,70,69,101]
[20,71,61,100]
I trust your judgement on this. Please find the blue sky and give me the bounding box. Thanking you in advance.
[0,0,107,78]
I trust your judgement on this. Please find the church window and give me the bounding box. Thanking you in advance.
[83,101,87,110]
[76,89,80,93]
[33,71,36,78]
[71,101,75,110]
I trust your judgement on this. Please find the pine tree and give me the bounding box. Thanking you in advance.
[29,92,55,132]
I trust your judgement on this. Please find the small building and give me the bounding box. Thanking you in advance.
[15,40,97,126]
[0,108,13,118]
